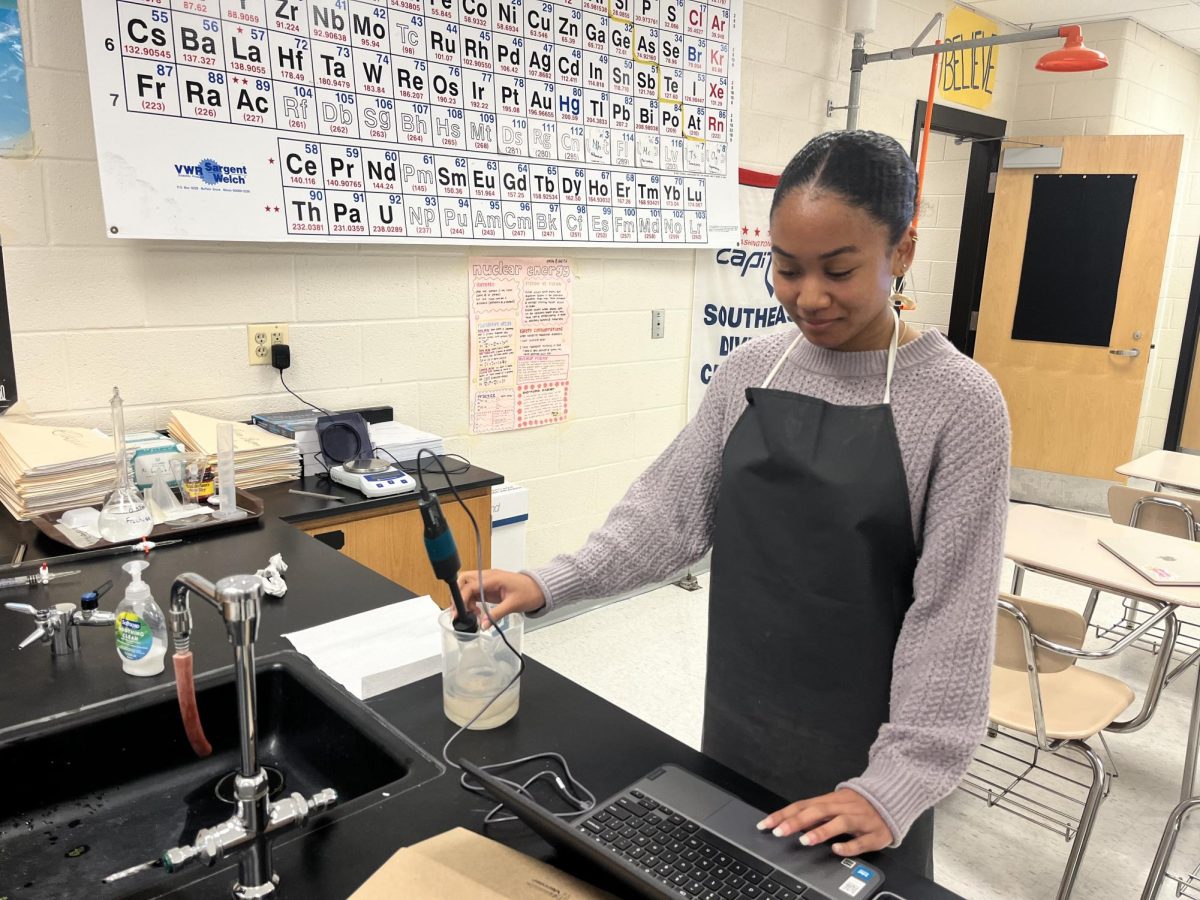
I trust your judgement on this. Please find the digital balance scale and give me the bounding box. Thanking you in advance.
[329,458,417,498]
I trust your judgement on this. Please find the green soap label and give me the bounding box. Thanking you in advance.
[115,611,152,660]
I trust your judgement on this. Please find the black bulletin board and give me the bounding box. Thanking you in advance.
[1011,173,1137,346]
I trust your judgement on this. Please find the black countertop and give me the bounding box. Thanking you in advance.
[0,462,959,900]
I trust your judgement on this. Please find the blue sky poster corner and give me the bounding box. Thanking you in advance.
[0,0,31,157]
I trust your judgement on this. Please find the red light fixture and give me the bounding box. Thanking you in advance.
[1036,25,1109,73]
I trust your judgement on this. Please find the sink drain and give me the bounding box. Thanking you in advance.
[213,767,286,805]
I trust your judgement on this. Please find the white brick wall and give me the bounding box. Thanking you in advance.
[0,0,1018,568]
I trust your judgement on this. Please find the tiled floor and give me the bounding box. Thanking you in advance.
[524,505,1200,900]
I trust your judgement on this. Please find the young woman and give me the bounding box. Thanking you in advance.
[459,130,1010,876]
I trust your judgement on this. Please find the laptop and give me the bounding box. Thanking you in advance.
[461,759,886,900]
[1099,529,1200,586]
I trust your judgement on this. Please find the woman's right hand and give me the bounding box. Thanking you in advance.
[457,568,546,626]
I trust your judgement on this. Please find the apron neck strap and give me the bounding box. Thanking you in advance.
[762,310,903,404]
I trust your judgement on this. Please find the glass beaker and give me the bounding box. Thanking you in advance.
[172,453,216,504]
[439,607,524,730]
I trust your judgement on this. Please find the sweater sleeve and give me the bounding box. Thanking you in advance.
[526,359,739,614]
[839,368,1010,845]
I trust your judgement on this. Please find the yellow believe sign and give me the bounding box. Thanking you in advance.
[938,5,1000,110]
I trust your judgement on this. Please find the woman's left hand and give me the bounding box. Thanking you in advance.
[756,788,893,857]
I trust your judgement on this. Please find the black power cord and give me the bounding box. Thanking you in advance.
[415,449,595,823]
[271,343,332,416]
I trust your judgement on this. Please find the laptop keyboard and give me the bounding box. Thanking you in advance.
[576,789,815,899]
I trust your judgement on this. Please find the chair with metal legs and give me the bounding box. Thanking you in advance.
[964,593,1175,900]
[1141,797,1200,898]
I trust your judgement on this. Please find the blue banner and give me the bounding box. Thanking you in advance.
[0,0,30,157]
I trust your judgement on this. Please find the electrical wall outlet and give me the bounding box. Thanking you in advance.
[247,323,290,365]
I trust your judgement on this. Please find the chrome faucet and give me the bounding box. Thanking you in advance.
[5,600,116,654]
[161,572,337,899]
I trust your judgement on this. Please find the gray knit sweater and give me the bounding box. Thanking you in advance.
[528,327,1011,845]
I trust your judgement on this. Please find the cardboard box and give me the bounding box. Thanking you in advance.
[349,827,615,900]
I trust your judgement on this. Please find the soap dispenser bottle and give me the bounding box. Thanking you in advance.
[114,559,167,676]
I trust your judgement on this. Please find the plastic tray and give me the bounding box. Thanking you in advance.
[29,491,265,550]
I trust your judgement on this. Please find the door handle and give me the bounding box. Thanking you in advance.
[1109,348,1140,357]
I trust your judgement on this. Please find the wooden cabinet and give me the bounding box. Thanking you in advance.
[299,487,492,610]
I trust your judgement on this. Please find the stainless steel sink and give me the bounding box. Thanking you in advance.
[0,652,442,898]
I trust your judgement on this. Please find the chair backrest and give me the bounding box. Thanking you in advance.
[996,593,1086,674]
[1108,484,1200,539]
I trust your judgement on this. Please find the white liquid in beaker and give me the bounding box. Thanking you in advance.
[442,657,520,729]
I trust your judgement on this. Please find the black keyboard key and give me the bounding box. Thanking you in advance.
[716,854,731,867]
[655,863,674,878]
[729,861,747,876]
[744,886,763,898]
[727,876,746,891]
[648,842,665,855]
[600,830,620,844]
[669,813,687,826]
[685,881,705,897]
[760,879,781,896]
[615,838,631,851]
[703,876,723,891]
[699,844,718,859]
[683,849,699,862]
[775,877,807,893]
[634,835,651,847]
[583,819,603,834]
[745,871,764,885]
[668,840,686,854]
[687,864,708,880]
[595,811,612,823]
[672,873,691,887]
[619,825,636,838]
[645,855,660,868]
[711,867,730,882]
[702,892,721,900]
[630,847,646,859]
[646,813,663,826]
[606,804,631,821]
[661,852,678,864]
[618,797,646,817]
[682,821,700,834]
[776,890,798,900]
[696,858,715,871]
[719,888,739,900]
[686,836,703,850]
[660,806,675,816]
[631,789,645,799]
[640,798,660,811]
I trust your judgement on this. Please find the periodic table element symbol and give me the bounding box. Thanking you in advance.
[557,85,584,126]
[527,41,553,82]
[706,108,727,143]
[270,0,305,36]
[583,88,608,126]
[661,175,685,210]
[634,0,660,28]
[613,169,637,208]
[684,71,705,106]
[560,168,586,205]
[660,30,683,69]
[557,45,584,86]
[323,144,367,191]
[663,208,687,243]
[468,157,501,200]
[615,205,639,243]
[312,39,355,92]
[559,123,585,163]
[660,66,683,103]
[180,65,233,123]
[463,67,496,114]
[277,140,324,193]
[707,141,728,175]
[497,114,530,156]
[370,191,409,237]
[173,11,225,71]
[426,17,462,66]
[349,1,390,51]
[610,21,634,60]
[502,200,535,240]
[231,75,275,127]
[708,41,729,77]
[708,7,731,43]
[582,11,608,53]
[353,48,392,98]
[586,170,611,205]
[403,194,440,238]
[460,26,495,71]
[395,58,431,103]
[529,120,556,161]
[499,161,533,201]
[556,7,583,48]
[426,0,459,22]
[271,35,316,91]
[472,198,503,239]
[392,13,427,61]
[526,78,556,121]
[635,132,661,169]
[635,173,662,209]
[400,151,437,195]
[125,56,181,117]
[707,76,728,110]
[634,94,659,134]
[461,0,491,30]
[495,33,524,76]
[639,207,663,242]
[432,107,469,151]
[587,203,613,242]
[634,28,660,66]
[563,203,588,241]
[529,164,559,202]
[684,138,705,173]
[398,100,433,146]
[308,0,350,43]
[611,56,634,95]
[634,59,657,98]
[613,128,636,168]
[315,86,358,138]
[662,136,685,172]
[583,50,607,91]
[438,196,473,238]
[327,188,370,235]
[686,208,708,243]
[610,0,632,21]
[277,84,320,133]
[684,177,705,209]
[362,147,403,192]
[465,110,499,153]
[221,0,267,29]
[119,3,176,64]
[525,2,555,43]
[283,185,329,234]
[361,95,399,146]
[492,0,523,36]
[533,202,562,240]
[611,92,634,130]
[661,0,685,32]
[496,73,524,115]
[436,154,471,197]
[684,0,705,38]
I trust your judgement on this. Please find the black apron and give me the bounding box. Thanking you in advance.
[702,313,935,878]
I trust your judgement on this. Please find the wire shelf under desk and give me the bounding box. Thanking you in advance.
[957,729,1112,842]
[1096,598,1200,663]
[1165,866,1200,899]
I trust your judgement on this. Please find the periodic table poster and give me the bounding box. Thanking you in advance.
[80,0,742,247]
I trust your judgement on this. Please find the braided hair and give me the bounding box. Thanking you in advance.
[771,130,917,245]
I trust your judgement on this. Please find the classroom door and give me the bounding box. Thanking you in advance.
[973,134,1183,481]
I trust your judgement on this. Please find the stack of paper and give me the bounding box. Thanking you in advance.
[0,421,120,520]
[369,422,445,465]
[282,596,443,699]
[167,410,300,489]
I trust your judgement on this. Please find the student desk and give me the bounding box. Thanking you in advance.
[1116,449,1200,493]
[1006,503,1200,802]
